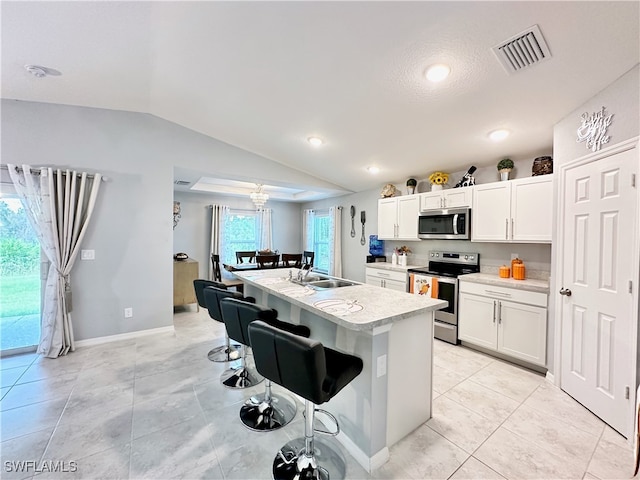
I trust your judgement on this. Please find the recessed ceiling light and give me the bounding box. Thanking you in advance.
[307,136,323,147]
[367,166,380,174]
[425,64,451,83]
[489,129,510,142]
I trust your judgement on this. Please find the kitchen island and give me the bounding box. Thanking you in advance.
[231,269,447,472]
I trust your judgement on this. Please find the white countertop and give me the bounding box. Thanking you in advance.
[365,263,422,273]
[459,272,550,294]
[233,269,447,331]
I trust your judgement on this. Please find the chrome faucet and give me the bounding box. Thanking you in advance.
[296,266,313,282]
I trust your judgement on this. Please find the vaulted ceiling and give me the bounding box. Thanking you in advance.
[2,1,639,198]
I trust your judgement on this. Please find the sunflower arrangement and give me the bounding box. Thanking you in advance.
[428,171,449,186]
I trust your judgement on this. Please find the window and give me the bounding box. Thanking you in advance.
[309,210,330,274]
[221,210,259,265]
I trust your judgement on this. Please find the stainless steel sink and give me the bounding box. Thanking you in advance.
[307,279,358,289]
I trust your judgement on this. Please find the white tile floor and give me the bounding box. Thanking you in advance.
[0,306,637,480]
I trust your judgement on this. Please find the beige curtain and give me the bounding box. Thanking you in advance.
[258,208,273,251]
[8,165,102,358]
[328,206,342,277]
[209,204,229,280]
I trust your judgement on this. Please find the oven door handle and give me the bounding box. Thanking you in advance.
[432,276,457,284]
[452,214,459,235]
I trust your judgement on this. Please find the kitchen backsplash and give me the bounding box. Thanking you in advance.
[385,240,551,281]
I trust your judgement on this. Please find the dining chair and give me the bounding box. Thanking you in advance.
[281,253,302,268]
[302,251,315,268]
[236,251,256,264]
[256,253,280,269]
[211,254,244,293]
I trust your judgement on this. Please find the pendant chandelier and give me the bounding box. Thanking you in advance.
[250,184,269,210]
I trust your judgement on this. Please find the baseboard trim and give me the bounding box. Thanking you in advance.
[545,371,555,385]
[75,325,175,348]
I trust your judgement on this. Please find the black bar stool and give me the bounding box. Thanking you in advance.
[201,283,254,362]
[248,320,363,480]
[220,297,312,430]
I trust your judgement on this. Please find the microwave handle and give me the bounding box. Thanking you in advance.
[452,214,459,235]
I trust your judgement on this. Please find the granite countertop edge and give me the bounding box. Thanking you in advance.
[233,270,446,331]
[365,263,422,273]
[459,272,550,294]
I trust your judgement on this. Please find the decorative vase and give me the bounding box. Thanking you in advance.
[499,169,511,181]
[431,184,443,191]
[407,186,416,195]
[399,253,407,266]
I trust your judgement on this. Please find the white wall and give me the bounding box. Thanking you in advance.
[550,64,640,376]
[1,99,343,342]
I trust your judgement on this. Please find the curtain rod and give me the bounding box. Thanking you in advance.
[0,164,106,181]
[208,205,263,213]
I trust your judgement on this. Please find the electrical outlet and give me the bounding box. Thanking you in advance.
[81,249,95,260]
[376,354,387,378]
[124,308,133,318]
[511,253,519,260]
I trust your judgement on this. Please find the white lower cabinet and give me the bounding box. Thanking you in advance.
[365,267,407,292]
[458,281,547,367]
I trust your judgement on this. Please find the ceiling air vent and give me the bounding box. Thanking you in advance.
[174,180,191,186]
[492,25,551,74]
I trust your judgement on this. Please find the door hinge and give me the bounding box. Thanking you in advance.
[629,280,633,293]
[625,386,630,399]
[632,174,636,188]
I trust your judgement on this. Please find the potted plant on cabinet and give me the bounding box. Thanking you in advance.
[406,178,417,194]
[497,158,514,181]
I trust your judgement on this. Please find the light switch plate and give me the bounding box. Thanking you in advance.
[376,354,387,378]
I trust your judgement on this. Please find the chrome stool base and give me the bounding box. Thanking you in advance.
[273,437,345,480]
[240,391,297,431]
[220,365,264,389]
[207,343,241,363]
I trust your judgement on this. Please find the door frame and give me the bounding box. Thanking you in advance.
[552,136,640,437]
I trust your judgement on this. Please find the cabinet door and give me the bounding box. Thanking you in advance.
[443,187,472,208]
[471,183,511,241]
[497,300,547,366]
[458,292,498,350]
[365,275,384,287]
[396,196,419,239]
[420,192,443,210]
[511,176,553,243]
[384,278,407,292]
[377,198,398,239]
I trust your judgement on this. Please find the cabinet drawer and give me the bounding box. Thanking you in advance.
[459,280,546,307]
[365,267,407,283]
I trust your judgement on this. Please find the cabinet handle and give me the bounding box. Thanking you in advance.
[485,289,512,298]
[378,272,390,277]
[492,300,497,323]
[505,219,509,240]
[511,218,514,238]
[498,301,502,324]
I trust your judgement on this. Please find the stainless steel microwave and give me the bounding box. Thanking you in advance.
[418,207,470,240]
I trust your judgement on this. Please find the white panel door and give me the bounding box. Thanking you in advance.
[560,146,637,437]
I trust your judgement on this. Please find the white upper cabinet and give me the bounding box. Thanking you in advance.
[377,196,419,240]
[420,186,473,211]
[472,176,552,243]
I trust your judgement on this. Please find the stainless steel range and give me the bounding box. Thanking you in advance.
[408,251,480,344]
